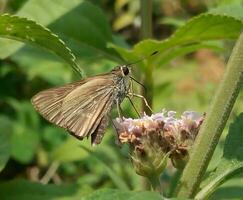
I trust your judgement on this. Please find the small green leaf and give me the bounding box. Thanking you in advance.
[0,116,12,172]
[0,179,77,200]
[0,14,82,76]
[196,113,243,200]
[83,189,162,200]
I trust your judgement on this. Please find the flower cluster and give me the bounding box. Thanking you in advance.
[114,110,204,176]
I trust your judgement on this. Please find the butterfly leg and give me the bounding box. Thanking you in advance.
[116,99,123,119]
[126,96,141,117]
[129,79,134,98]
[128,93,153,113]
[110,118,122,146]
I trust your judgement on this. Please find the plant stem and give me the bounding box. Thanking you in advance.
[139,0,154,190]
[176,33,243,198]
[148,174,163,195]
[140,0,153,114]
[168,169,183,197]
[140,0,152,39]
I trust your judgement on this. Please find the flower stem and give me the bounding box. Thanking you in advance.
[148,174,163,195]
[176,32,243,198]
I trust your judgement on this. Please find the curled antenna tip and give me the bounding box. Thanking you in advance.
[151,51,158,56]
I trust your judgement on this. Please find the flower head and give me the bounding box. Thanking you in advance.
[114,110,204,173]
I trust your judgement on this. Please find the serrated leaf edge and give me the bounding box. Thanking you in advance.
[134,13,243,51]
[0,14,82,77]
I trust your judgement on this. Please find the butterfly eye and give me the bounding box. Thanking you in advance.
[122,66,129,75]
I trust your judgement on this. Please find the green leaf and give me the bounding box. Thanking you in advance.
[83,189,162,200]
[155,42,223,67]
[108,43,136,61]
[196,113,243,200]
[0,180,164,200]
[134,14,243,54]
[1,0,122,65]
[8,100,40,164]
[11,126,40,163]
[0,14,82,76]
[12,46,73,85]
[48,1,120,62]
[0,116,12,172]
[80,146,129,191]
[0,179,77,200]
[209,177,243,200]
[159,17,185,27]
[210,4,243,21]
[0,0,84,59]
[50,138,89,163]
[112,14,243,68]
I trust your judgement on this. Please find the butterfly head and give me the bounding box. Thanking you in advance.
[120,65,130,77]
[111,65,131,79]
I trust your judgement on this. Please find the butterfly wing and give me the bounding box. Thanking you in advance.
[31,76,115,140]
[31,80,85,124]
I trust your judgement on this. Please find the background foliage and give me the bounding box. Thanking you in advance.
[0,0,242,199]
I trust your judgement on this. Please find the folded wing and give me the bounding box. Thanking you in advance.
[31,77,115,140]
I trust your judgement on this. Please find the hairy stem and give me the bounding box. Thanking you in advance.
[176,32,243,198]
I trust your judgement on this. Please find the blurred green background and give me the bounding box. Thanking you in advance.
[0,0,242,199]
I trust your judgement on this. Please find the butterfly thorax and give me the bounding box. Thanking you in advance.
[111,65,130,104]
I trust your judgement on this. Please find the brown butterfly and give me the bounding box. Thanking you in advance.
[31,65,137,145]
[31,52,157,145]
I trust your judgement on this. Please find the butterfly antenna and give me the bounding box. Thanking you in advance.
[126,50,158,67]
[130,76,147,93]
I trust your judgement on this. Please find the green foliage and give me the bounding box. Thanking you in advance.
[210,3,243,20]
[50,138,89,163]
[0,14,81,76]
[0,179,77,200]
[0,0,242,199]
[8,100,40,163]
[48,1,120,62]
[0,116,12,172]
[196,113,243,199]
[0,0,84,59]
[112,13,243,69]
[80,146,130,190]
[83,189,162,200]
[0,179,161,200]
[209,177,243,199]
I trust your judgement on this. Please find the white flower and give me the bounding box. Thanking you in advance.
[114,109,205,169]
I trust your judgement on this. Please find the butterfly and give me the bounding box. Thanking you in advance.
[31,65,136,145]
[31,52,157,145]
